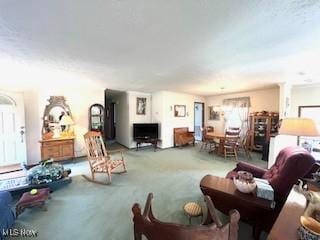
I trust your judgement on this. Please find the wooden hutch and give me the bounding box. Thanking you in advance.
[249,112,279,152]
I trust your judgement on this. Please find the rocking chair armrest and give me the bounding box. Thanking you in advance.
[143,193,153,217]
[228,209,240,240]
[204,195,223,227]
[106,148,125,154]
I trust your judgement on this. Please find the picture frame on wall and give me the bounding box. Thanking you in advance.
[209,106,220,121]
[136,97,146,115]
[174,105,186,117]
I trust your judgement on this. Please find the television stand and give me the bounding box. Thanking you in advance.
[135,138,160,152]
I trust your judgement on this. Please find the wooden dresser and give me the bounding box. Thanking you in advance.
[40,137,75,161]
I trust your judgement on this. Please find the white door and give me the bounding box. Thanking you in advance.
[0,91,26,166]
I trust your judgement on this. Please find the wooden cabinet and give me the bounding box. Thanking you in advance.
[249,114,279,151]
[40,137,75,161]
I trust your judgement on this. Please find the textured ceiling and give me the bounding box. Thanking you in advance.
[0,0,320,95]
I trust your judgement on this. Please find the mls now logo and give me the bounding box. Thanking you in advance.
[2,228,38,237]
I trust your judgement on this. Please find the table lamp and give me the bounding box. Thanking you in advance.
[279,118,319,136]
[279,118,320,151]
[59,115,74,137]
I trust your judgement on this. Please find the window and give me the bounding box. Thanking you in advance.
[0,95,14,105]
[223,97,251,134]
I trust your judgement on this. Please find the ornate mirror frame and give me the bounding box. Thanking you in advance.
[42,96,73,139]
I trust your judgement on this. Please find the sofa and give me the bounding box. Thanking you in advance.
[173,127,195,147]
[0,191,15,240]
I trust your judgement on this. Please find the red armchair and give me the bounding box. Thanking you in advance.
[201,146,316,239]
[226,146,315,202]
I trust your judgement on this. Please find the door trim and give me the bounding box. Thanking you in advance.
[194,102,205,141]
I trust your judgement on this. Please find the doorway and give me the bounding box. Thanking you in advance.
[194,102,204,141]
[104,89,124,141]
[105,101,116,140]
[0,91,27,166]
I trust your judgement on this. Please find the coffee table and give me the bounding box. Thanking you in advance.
[0,176,72,195]
[200,175,274,240]
[135,138,161,152]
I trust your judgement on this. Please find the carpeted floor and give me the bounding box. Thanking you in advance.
[10,144,268,240]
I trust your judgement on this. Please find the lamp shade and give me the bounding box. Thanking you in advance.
[279,118,320,136]
[59,115,74,126]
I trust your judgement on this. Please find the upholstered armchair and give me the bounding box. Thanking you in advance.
[173,127,195,147]
[201,146,316,239]
[132,193,240,240]
[226,146,315,202]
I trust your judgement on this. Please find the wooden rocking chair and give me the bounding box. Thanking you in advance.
[83,131,126,185]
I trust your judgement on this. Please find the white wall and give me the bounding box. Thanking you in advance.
[291,84,320,117]
[152,91,205,148]
[205,87,280,132]
[24,91,42,164]
[24,88,104,165]
[113,92,130,147]
[127,91,152,148]
[268,84,320,167]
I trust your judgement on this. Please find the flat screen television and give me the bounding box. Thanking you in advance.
[133,123,159,140]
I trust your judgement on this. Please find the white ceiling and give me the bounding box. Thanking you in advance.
[0,0,320,95]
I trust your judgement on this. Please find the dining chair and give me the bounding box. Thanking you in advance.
[200,126,215,151]
[228,127,241,133]
[237,130,252,160]
[224,131,240,161]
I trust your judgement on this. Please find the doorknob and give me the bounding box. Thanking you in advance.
[20,126,25,143]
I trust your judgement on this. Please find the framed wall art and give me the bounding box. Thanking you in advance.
[208,106,220,121]
[174,105,186,117]
[136,97,146,115]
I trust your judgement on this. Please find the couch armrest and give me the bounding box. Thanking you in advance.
[235,161,267,178]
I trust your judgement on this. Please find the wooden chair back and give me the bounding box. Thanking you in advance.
[241,130,251,146]
[132,193,240,240]
[202,126,214,141]
[225,131,240,146]
[84,131,108,169]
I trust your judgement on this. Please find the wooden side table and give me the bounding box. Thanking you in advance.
[267,187,306,240]
[200,175,274,240]
[135,138,161,152]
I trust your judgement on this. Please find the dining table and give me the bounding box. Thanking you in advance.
[205,132,229,155]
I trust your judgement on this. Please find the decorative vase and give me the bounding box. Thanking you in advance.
[233,171,256,194]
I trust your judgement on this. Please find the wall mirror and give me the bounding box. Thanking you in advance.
[42,96,74,139]
[89,103,104,134]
